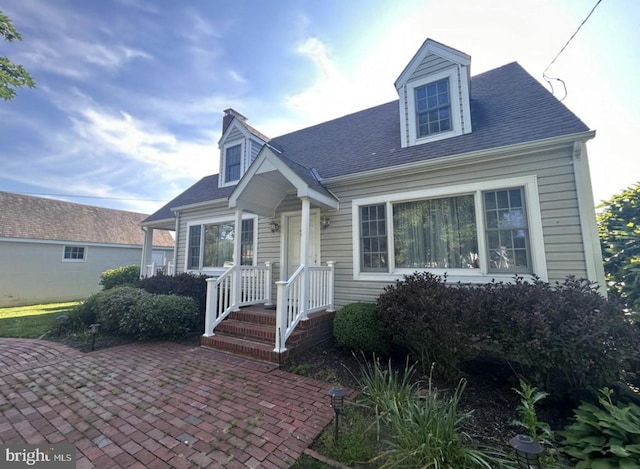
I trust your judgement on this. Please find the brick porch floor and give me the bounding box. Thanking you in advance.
[0,339,343,468]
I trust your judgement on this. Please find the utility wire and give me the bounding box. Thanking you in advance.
[543,0,603,101]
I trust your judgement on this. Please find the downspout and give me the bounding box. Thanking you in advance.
[173,212,180,274]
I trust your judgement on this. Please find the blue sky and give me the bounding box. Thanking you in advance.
[1,0,638,214]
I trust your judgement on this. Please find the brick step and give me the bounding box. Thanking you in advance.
[216,319,304,345]
[228,308,277,326]
[201,335,288,364]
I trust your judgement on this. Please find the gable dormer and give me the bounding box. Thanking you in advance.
[395,39,472,148]
[218,109,270,188]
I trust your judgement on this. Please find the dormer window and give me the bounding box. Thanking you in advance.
[225,144,242,182]
[395,39,472,148]
[416,78,451,137]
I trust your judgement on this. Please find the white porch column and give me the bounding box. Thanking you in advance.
[232,209,243,311]
[300,197,310,320]
[140,227,154,278]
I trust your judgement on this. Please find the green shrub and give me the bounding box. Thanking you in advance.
[560,387,640,468]
[99,265,140,290]
[93,286,150,334]
[377,272,472,380]
[377,273,636,400]
[119,294,199,340]
[333,303,391,356]
[138,273,208,330]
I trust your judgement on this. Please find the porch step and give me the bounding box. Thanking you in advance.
[216,319,303,345]
[201,335,288,364]
[200,305,337,364]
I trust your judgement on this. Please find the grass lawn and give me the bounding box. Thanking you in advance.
[0,301,80,338]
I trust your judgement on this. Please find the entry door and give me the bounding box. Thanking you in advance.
[285,212,320,279]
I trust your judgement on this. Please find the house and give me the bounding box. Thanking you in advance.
[0,191,174,307]
[141,39,605,362]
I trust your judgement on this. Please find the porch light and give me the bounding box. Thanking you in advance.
[509,434,544,468]
[328,387,346,441]
[270,220,280,233]
[89,323,101,351]
[321,215,331,229]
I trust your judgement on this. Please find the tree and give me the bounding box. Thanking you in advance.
[0,10,35,101]
[598,182,640,311]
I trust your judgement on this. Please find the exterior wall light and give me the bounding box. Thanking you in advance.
[328,387,346,441]
[321,216,331,229]
[270,221,280,233]
[509,434,544,468]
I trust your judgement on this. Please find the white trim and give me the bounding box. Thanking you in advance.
[220,140,245,187]
[171,198,229,213]
[327,131,596,187]
[406,68,463,146]
[0,237,165,250]
[572,141,606,289]
[62,245,88,263]
[351,176,547,283]
[184,214,259,273]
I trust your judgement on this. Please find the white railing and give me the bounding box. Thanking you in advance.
[203,262,272,337]
[144,261,174,278]
[274,261,335,353]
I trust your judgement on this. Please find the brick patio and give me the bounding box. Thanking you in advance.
[0,339,341,468]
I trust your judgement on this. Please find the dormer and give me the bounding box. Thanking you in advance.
[218,109,270,188]
[395,39,472,148]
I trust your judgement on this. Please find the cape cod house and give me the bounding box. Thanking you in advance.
[0,191,175,307]
[141,39,605,362]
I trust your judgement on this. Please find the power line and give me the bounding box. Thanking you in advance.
[13,191,166,203]
[543,0,604,101]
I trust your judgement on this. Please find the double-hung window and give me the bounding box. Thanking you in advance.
[415,78,451,137]
[354,179,543,281]
[187,218,255,270]
[225,144,242,183]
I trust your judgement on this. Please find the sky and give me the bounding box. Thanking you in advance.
[1,0,638,215]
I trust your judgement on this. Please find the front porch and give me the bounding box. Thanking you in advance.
[201,261,336,363]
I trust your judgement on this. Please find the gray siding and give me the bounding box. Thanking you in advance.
[317,144,586,307]
[413,54,455,81]
[0,241,144,307]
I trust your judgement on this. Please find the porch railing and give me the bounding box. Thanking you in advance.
[144,261,174,278]
[203,262,272,337]
[274,261,335,353]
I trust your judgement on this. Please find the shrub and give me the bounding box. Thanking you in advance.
[138,273,208,330]
[333,303,391,356]
[67,296,99,330]
[119,294,199,340]
[377,272,472,380]
[377,273,636,400]
[99,265,140,290]
[93,286,150,334]
[560,387,640,467]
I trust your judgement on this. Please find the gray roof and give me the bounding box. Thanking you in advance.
[145,62,589,223]
[0,191,174,247]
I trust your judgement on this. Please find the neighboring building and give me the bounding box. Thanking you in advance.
[141,39,604,361]
[0,191,174,307]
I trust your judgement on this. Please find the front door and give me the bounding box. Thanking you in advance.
[284,211,320,279]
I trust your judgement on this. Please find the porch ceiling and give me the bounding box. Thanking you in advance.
[232,170,292,217]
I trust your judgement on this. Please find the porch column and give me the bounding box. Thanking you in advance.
[300,197,310,320]
[140,227,154,278]
[232,209,243,311]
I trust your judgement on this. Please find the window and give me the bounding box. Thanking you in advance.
[360,204,388,271]
[415,78,451,137]
[63,245,86,261]
[393,195,478,269]
[225,144,242,183]
[187,218,255,270]
[354,181,539,281]
[484,188,530,272]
